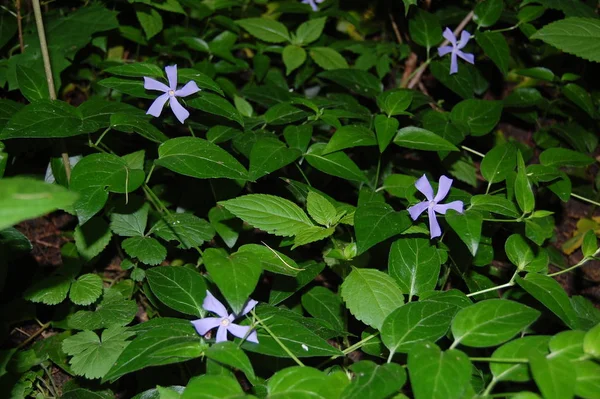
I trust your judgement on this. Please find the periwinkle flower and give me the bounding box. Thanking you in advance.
[144,65,200,124]
[437,28,475,74]
[408,175,464,239]
[191,291,259,343]
[302,0,324,11]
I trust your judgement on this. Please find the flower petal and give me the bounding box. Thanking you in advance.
[457,50,475,65]
[457,30,472,49]
[227,323,259,343]
[237,299,258,317]
[165,65,178,91]
[450,52,459,75]
[175,81,200,97]
[442,27,457,46]
[169,97,190,124]
[438,45,453,57]
[144,77,169,92]
[203,291,229,318]
[146,93,169,118]
[434,200,464,215]
[415,174,434,201]
[216,325,229,343]
[191,317,220,336]
[407,201,428,221]
[428,207,442,238]
[434,175,453,202]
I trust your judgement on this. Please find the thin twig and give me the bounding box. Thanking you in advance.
[16,0,24,53]
[389,13,403,44]
[17,322,50,349]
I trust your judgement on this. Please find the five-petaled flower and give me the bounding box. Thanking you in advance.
[437,28,475,75]
[408,175,464,239]
[144,65,200,124]
[302,0,324,12]
[191,291,259,343]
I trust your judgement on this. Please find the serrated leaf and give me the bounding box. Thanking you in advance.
[237,244,300,277]
[388,238,441,300]
[69,274,103,306]
[355,202,411,255]
[146,266,207,317]
[531,17,600,62]
[122,236,166,266]
[74,217,113,262]
[295,17,326,45]
[307,191,337,227]
[301,286,344,332]
[151,213,215,249]
[249,137,301,181]
[67,290,137,330]
[110,200,149,237]
[342,361,406,399]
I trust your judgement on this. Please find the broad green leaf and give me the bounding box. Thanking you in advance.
[382,301,455,354]
[531,17,600,62]
[471,195,519,218]
[0,100,23,131]
[264,103,309,126]
[451,299,540,348]
[374,114,399,152]
[394,127,458,151]
[68,290,137,330]
[388,238,441,299]
[105,62,164,78]
[268,367,326,398]
[530,354,576,399]
[69,274,103,306]
[355,202,411,255]
[136,8,163,39]
[383,174,417,200]
[408,10,442,53]
[340,268,404,330]
[307,191,338,227]
[110,113,168,143]
[284,125,313,153]
[430,59,475,99]
[63,326,134,380]
[505,234,534,270]
[408,342,472,399]
[98,77,154,98]
[0,177,78,231]
[122,237,166,266]
[177,68,223,95]
[237,244,300,277]
[562,83,595,117]
[480,143,516,183]
[219,194,314,237]
[310,47,349,70]
[79,99,145,133]
[293,226,334,248]
[187,93,244,126]
[104,319,207,382]
[377,89,413,117]
[584,323,600,358]
[491,336,550,382]
[305,143,368,183]
[574,360,600,399]
[539,148,594,168]
[146,266,207,317]
[205,341,255,382]
[249,137,301,181]
[475,31,510,75]
[0,100,83,139]
[341,361,406,399]
[450,99,503,136]
[572,296,600,331]
[474,0,504,27]
[301,286,344,332]
[16,65,49,102]
[74,217,113,262]
[156,137,248,180]
[236,18,290,43]
[182,375,244,399]
[282,45,307,75]
[110,200,149,237]
[318,69,382,98]
[445,209,483,256]
[323,125,377,155]
[295,17,327,45]
[515,151,535,214]
[203,248,262,315]
[151,213,215,250]
[549,330,585,361]
[516,273,579,329]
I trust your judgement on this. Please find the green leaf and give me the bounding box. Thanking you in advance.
[98,77,154,98]
[323,125,376,155]
[205,341,255,382]
[470,195,520,218]
[110,113,168,143]
[282,45,306,75]
[310,47,349,70]
[562,83,595,117]
[475,31,510,75]
[355,202,411,255]
[341,361,406,399]
[505,234,534,270]
[491,336,550,382]
[187,93,244,126]
[530,354,576,399]
[268,367,326,398]
[237,244,300,277]
[574,360,600,399]
[219,194,314,237]
[393,127,459,151]
[301,286,344,331]
[480,143,516,183]
[430,59,474,99]
[182,375,243,399]
[408,10,442,53]
[264,103,309,125]
[110,200,149,237]
[516,273,579,329]
[382,300,456,354]
[515,151,535,214]
[68,290,137,330]
[377,89,413,117]
[450,99,503,136]
[445,209,483,256]
[388,238,441,299]
[104,319,207,382]
[248,137,301,181]
[203,248,262,315]
[549,330,585,361]
[122,236,166,266]
[307,191,338,227]
[104,62,164,78]
[0,177,78,231]
[177,69,223,95]
[236,18,290,43]
[340,268,404,330]
[305,143,368,183]
[293,226,334,248]
[374,114,399,152]
[16,65,49,102]
[79,99,145,133]
[474,0,504,27]
[284,125,313,153]
[269,261,324,305]
[584,323,600,358]
[295,17,327,45]
[74,217,113,262]
[69,274,103,306]
[408,342,472,399]
[539,148,594,168]
[531,17,600,62]
[451,299,540,348]
[151,213,215,249]
[0,100,23,131]
[146,266,207,317]
[0,100,83,139]
[136,8,163,39]
[318,69,382,98]
[156,137,248,180]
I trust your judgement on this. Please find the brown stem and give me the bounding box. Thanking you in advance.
[16,0,24,53]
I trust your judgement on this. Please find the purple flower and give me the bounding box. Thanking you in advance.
[144,65,200,124]
[302,0,324,11]
[437,28,475,75]
[191,291,259,343]
[408,175,464,239]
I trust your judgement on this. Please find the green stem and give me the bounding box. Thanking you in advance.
[295,163,311,187]
[548,249,599,277]
[482,218,520,223]
[487,24,520,33]
[461,145,485,158]
[94,127,111,147]
[466,270,519,298]
[342,333,378,356]
[251,310,304,367]
[470,357,528,363]
[481,377,498,397]
[571,193,600,208]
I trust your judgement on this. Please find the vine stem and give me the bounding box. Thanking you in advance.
[548,249,599,277]
[16,0,24,53]
[32,0,72,182]
[466,270,519,298]
[16,322,50,349]
[251,310,305,367]
[571,193,600,208]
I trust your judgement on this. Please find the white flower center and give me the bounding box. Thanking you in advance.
[220,318,231,327]
[168,89,175,96]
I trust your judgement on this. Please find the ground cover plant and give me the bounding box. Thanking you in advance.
[1,0,600,397]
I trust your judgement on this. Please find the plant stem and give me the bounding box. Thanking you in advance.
[548,249,599,277]
[16,0,24,53]
[470,357,528,363]
[94,127,111,147]
[251,310,305,367]
[17,322,50,349]
[32,0,72,182]
[342,333,378,356]
[571,193,600,208]
[466,270,519,298]
[461,145,485,158]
